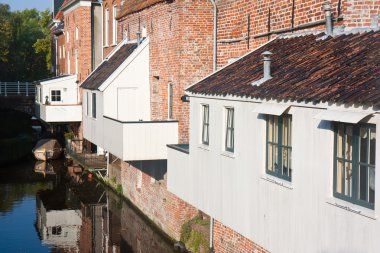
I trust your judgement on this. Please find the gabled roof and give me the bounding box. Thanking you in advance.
[81,43,137,90]
[116,0,167,19]
[34,75,74,85]
[187,30,380,107]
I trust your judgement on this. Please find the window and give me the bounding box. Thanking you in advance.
[334,123,376,209]
[59,46,62,59]
[67,51,70,73]
[105,9,109,46]
[51,90,61,102]
[66,31,70,43]
[112,5,117,44]
[75,49,78,74]
[266,115,292,181]
[86,92,90,116]
[63,45,65,58]
[75,27,79,40]
[201,104,210,145]
[92,93,96,118]
[225,107,234,152]
[168,83,173,119]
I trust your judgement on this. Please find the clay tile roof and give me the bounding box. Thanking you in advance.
[81,43,137,90]
[187,31,380,106]
[116,0,167,19]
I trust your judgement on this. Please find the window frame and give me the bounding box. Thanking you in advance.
[112,5,117,45]
[105,8,109,47]
[201,104,210,146]
[266,114,292,182]
[92,93,96,118]
[333,122,376,210]
[225,107,234,153]
[168,83,173,119]
[50,90,62,102]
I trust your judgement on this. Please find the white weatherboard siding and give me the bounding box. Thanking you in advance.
[36,103,82,122]
[168,97,380,253]
[83,90,104,149]
[103,40,150,121]
[35,75,82,123]
[103,118,178,161]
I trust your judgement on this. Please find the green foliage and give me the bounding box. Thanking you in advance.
[116,184,123,195]
[180,215,210,253]
[111,176,117,184]
[64,131,75,140]
[0,4,51,81]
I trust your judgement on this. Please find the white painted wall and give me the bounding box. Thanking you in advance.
[36,75,79,105]
[34,76,82,123]
[103,40,150,121]
[83,89,104,149]
[103,117,178,161]
[168,97,380,253]
[36,103,82,122]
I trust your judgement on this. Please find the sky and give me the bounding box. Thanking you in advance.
[0,0,51,11]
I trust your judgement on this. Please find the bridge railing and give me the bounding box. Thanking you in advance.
[0,82,35,96]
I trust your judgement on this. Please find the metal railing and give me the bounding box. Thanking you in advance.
[66,139,107,170]
[0,82,35,96]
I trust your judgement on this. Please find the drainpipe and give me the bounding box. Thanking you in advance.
[210,0,217,72]
[55,35,58,76]
[323,1,333,36]
[208,2,216,252]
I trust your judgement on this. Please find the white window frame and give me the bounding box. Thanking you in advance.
[63,45,65,58]
[50,89,62,102]
[105,8,109,47]
[86,92,90,116]
[92,93,96,118]
[75,49,78,74]
[67,51,70,74]
[224,107,234,153]
[168,83,173,119]
[75,27,79,40]
[201,104,210,145]
[66,31,70,43]
[112,5,117,45]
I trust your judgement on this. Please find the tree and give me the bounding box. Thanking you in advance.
[0,6,51,82]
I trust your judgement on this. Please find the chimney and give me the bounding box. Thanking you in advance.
[136,31,141,46]
[262,51,273,80]
[323,1,333,36]
[371,14,379,29]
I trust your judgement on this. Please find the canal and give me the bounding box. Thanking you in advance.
[0,158,176,253]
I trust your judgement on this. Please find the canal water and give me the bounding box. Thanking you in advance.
[0,159,176,253]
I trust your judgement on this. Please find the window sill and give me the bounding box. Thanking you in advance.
[198,145,210,151]
[326,197,377,220]
[220,151,235,159]
[103,45,109,48]
[260,175,293,190]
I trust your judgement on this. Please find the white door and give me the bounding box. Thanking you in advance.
[117,87,139,121]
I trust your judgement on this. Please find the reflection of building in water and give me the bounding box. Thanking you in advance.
[36,187,82,251]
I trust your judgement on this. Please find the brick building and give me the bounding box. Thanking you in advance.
[81,0,214,241]
[167,1,380,253]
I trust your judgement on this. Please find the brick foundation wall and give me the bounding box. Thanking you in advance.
[213,219,269,253]
[118,0,213,143]
[108,159,198,240]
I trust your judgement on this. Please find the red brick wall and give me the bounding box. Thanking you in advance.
[342,0,380,27]
[63,6,92,84]
[56,34,66,75]
[103,0,122,57]
[213,219,269,253]
[215,0,380,67]
[118,0,213,143]
[109,160,198,240]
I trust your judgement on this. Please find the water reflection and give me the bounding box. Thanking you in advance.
[34,162,176,253]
